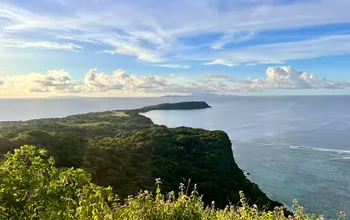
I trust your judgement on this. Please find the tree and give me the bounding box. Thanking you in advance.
[0,145,113,219]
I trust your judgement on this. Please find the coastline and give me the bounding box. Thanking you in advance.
[0,101,287,213]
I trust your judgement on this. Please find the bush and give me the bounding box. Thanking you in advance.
[0,146,346,220]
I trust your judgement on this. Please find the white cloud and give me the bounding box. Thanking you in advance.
[242,66,350,90]
[84,69,169,92]
[22,42,82,50]
[84,69,115,91]
[0,69,81,96]
[1,66,349,97]
[204,59,236,67]
[151,64,190,69]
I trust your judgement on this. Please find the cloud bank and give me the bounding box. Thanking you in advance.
[0,66,349,97]
[244,66,350,90]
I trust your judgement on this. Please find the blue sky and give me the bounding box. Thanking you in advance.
[0,0,350,97]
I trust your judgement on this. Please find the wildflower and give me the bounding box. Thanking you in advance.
[211,201,215,205]
[104,214,112,219]
[140,193,145,197]
[288,215,293,219]
[239,190,243,194]
[320,215,325,220]
[155,178,161,181]
[293,199,298,204]
[183,195,189,200]
[340,211,346,217]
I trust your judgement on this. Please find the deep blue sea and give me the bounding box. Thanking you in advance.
[1,96,349,218]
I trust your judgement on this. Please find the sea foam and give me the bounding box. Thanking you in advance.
[288,145,350,154]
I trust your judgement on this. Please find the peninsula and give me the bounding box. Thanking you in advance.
[129,101,211,113]
[0,101,288,218]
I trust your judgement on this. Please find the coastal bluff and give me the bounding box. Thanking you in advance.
[0,101,283,213]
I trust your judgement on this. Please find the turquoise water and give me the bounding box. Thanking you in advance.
[142,96,350,218]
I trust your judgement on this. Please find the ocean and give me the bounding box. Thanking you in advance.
[1,96,349,218]
[142,96,350,218]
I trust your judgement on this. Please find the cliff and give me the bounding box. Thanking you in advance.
[0,101,282,211]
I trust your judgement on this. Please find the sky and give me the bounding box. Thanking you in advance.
[0,0,350,98]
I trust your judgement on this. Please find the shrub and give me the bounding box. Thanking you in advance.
[0,146,346,220]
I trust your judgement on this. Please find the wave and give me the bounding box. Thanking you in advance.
[288,145,350,154]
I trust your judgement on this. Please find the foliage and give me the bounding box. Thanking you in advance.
[0,146,346,219]
[0,109,284,211]
[0,145,113,219]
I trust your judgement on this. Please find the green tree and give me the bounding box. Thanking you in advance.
[0,146,339,220]
[0,145,113,219]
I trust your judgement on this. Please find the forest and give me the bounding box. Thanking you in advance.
[0,102,287,218]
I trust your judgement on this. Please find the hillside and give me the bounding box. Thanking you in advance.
[0,101,282,211]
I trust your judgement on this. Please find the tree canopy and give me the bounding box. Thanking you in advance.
[0,106,281,212]
[0,145,332,219]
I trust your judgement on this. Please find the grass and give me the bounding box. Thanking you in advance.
[105,179,346,220]
[113,112,130,117]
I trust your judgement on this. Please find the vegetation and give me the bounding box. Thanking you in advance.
[1,146,345,219]
[0,107,281,210]
[129,101,211,113]
[0,102,344,219]
[0,145,345,220]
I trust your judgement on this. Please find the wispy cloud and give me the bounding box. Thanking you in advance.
[201,73,232,79]
[204,59,236,67]
[151,64,190,69]
[211,31,256,49]
[0,33,82,51]
[1,0,350,65]
[203,34,350,66]
[0,40,82,51]
[99,33,168,62]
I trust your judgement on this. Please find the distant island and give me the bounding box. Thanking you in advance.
[160,95,193,98]
[0,101,293,218]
